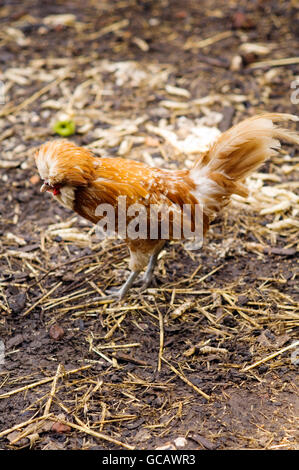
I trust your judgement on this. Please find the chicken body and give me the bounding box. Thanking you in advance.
[35,113,299,299]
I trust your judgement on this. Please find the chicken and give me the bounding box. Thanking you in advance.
[35,113,299,300]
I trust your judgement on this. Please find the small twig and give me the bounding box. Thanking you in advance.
[198,306,218,326]
[22,281,62,317]
[0,414,52,439]
[115,353,147,366]
[43,289,93,310]
[161,356,210,401]
[148,288,211,294]
[104,313,126,340]
[0,300,11,314]
[91,347,115,365]
[0,73,69,117]
[9,415,52,445]
[0,364,91,399]
[84,19,129,41]
[48,415,134,450]
[196,264,224,284]
[89,280,105,297]
[29,243,126,289]
[184,31,233,50]
[242,341,299,372]
[248,57,299,69]
[164,264,202,288]
[169,300,195,319]
[28,254,98,289]
[99,402,107,432]
[222,293,260,327]
[73,379,103,415]
[157,303,164,372]
[95,343,140,350]
[44,364,63,416]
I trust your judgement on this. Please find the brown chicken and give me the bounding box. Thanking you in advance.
[35,113,299,299]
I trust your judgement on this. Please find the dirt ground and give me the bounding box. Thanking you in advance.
[0,0,298,451]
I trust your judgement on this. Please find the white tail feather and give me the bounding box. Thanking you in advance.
[190,113,299,215]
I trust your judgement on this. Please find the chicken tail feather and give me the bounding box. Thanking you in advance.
[190,113,299,215]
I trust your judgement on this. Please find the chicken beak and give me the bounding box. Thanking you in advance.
[40,183,47,193]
